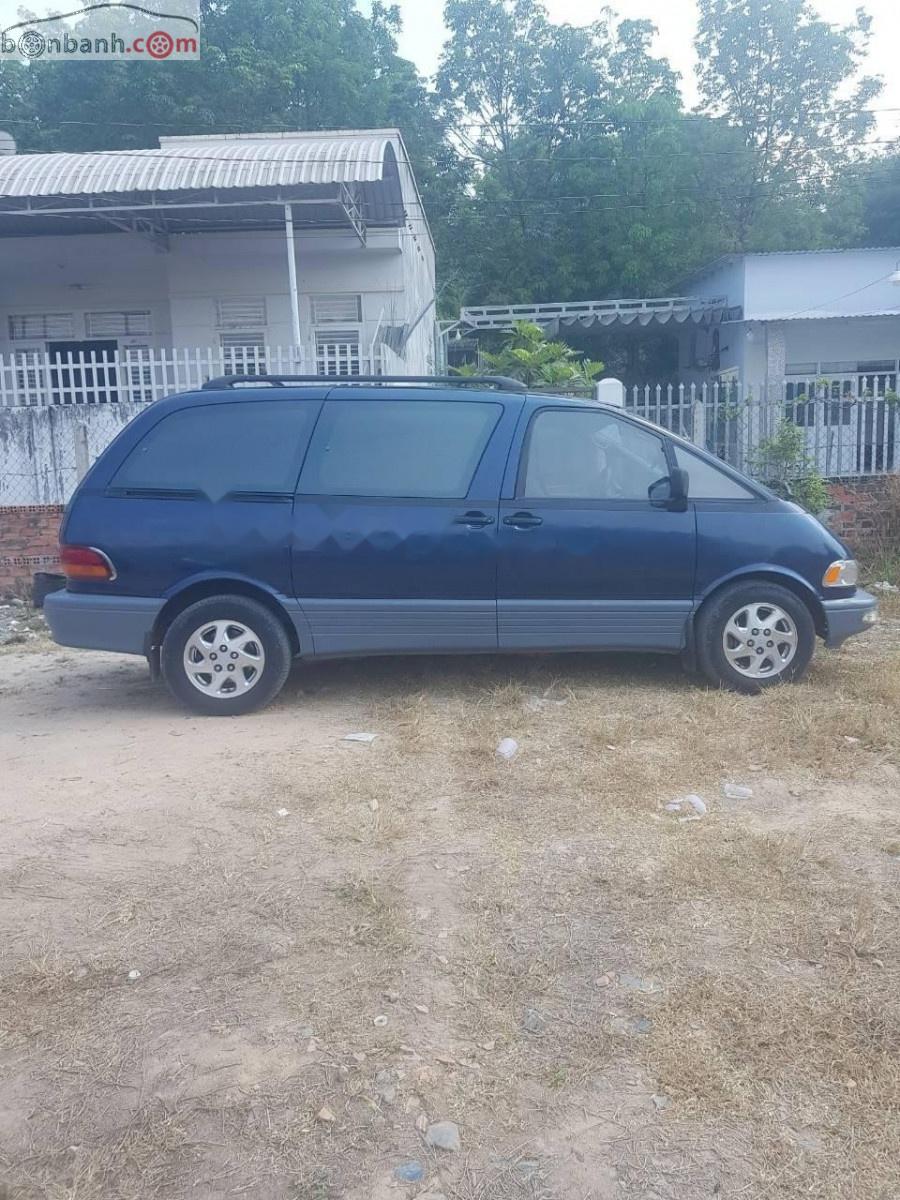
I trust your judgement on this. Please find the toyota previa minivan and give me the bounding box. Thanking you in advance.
[45,375,877,715]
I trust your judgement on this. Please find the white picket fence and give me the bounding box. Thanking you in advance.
[1,368,898,507]
[0,344,378,408]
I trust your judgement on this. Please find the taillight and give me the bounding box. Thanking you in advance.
[60,545,116,582]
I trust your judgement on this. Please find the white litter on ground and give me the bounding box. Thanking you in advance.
[496,737,519,760]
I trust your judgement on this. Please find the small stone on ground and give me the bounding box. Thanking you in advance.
[424,1120,461,1152]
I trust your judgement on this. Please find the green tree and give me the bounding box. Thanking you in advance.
[749,421,830,513]
[695,0,880,248]
[859,154,900,247]
[435,0,731,304]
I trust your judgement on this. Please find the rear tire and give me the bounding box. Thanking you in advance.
[696,580,815,694]
[161,594,292,715]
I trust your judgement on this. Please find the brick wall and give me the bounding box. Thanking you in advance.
[0,505,64,597]
[825,477,897,549]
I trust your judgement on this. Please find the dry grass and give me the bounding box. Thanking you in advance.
[1,618,899,1198]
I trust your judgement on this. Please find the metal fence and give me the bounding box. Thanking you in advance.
[1,373,898,508]
[623,379,900,478]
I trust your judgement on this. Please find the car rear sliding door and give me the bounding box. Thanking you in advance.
[291,389,522,655]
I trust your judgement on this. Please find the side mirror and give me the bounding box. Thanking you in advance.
[648,467,689,511]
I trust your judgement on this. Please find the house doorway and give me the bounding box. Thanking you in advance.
[48,339,118,404]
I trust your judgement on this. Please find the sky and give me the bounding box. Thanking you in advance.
[376,0,900,141]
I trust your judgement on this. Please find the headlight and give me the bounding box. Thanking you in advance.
[823,559,858,587]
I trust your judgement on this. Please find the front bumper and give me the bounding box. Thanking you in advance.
[44,589,163,656]
[822,589,878,648]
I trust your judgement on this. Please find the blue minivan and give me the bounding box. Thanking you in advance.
[45,375,877,715]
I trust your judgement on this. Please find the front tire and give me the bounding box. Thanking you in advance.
[696,581,816,694]
[161,595,292,715]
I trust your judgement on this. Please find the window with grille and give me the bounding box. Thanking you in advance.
[9,313,75,340]
[220,332,267,376]
[123,347,154,402]
[311,294,362,324]
[85,311,152,338]
[315,329,361,377]
[215,298,267,329]
[13,349,43,404]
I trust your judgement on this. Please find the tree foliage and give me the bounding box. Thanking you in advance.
[457,321,603,386]
[750,422,830,513]
[695,0,879,248]
[0,0,895,311]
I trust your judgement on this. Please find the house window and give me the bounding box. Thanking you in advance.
[12,349,43,404]
[220,332,267,376]
[215,298,267,329]
[9,313,75,340]
[85,311,151,338]
[123,346,154,402]
[315,329,361,377]
[311,294,362,324]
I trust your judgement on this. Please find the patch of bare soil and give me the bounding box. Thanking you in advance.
[0,611,898,1199]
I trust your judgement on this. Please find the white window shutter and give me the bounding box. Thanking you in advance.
[86,311,151,338]
[9,313,75,340]
[215,298,267,329]
[311,294,362,324]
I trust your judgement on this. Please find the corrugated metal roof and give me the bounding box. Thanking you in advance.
[747,310,900,322]
[0,132,396,198]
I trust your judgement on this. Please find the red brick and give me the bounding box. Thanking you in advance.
[0,505,64,595]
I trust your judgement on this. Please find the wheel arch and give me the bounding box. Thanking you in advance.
[694,569,826,639]
[151,577,301,658]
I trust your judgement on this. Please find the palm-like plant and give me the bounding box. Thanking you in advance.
[456,321,603,387]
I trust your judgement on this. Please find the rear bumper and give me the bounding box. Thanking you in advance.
[822,589,878,648]
[44,590,163,656]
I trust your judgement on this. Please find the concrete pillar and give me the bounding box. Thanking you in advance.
[284,204,302,356]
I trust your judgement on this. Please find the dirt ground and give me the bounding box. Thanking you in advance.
[1,605,899,1200]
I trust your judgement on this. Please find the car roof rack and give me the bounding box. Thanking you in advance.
[200,373,527,394]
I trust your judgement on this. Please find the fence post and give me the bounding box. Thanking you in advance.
[74,422,90,481]
[691,396,706,448]
[595,377,625,407]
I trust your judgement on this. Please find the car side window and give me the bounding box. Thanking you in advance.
[521,408,669,501]
[110,400,319,501]
[297,398,502,499]
[672,445,756,500]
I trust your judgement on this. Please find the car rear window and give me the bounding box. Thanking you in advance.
[297,398,502,498]
[110,400,319,500]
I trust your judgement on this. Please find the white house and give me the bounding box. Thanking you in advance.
[0,128,436,405]
[458,249,900,477]
[677,247,900,396]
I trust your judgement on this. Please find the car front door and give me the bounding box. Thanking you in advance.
[292,389,521,656]
[497,405,696,651]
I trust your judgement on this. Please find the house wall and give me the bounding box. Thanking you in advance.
[676,258,746,385]
[0,222,436,371]
[0,233,173,353]
[781,315,900,373]
[743,249,900,321]
[680,250,900,389]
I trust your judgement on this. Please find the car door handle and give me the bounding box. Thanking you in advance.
[453,510,495,528]
[503,511,543,529]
